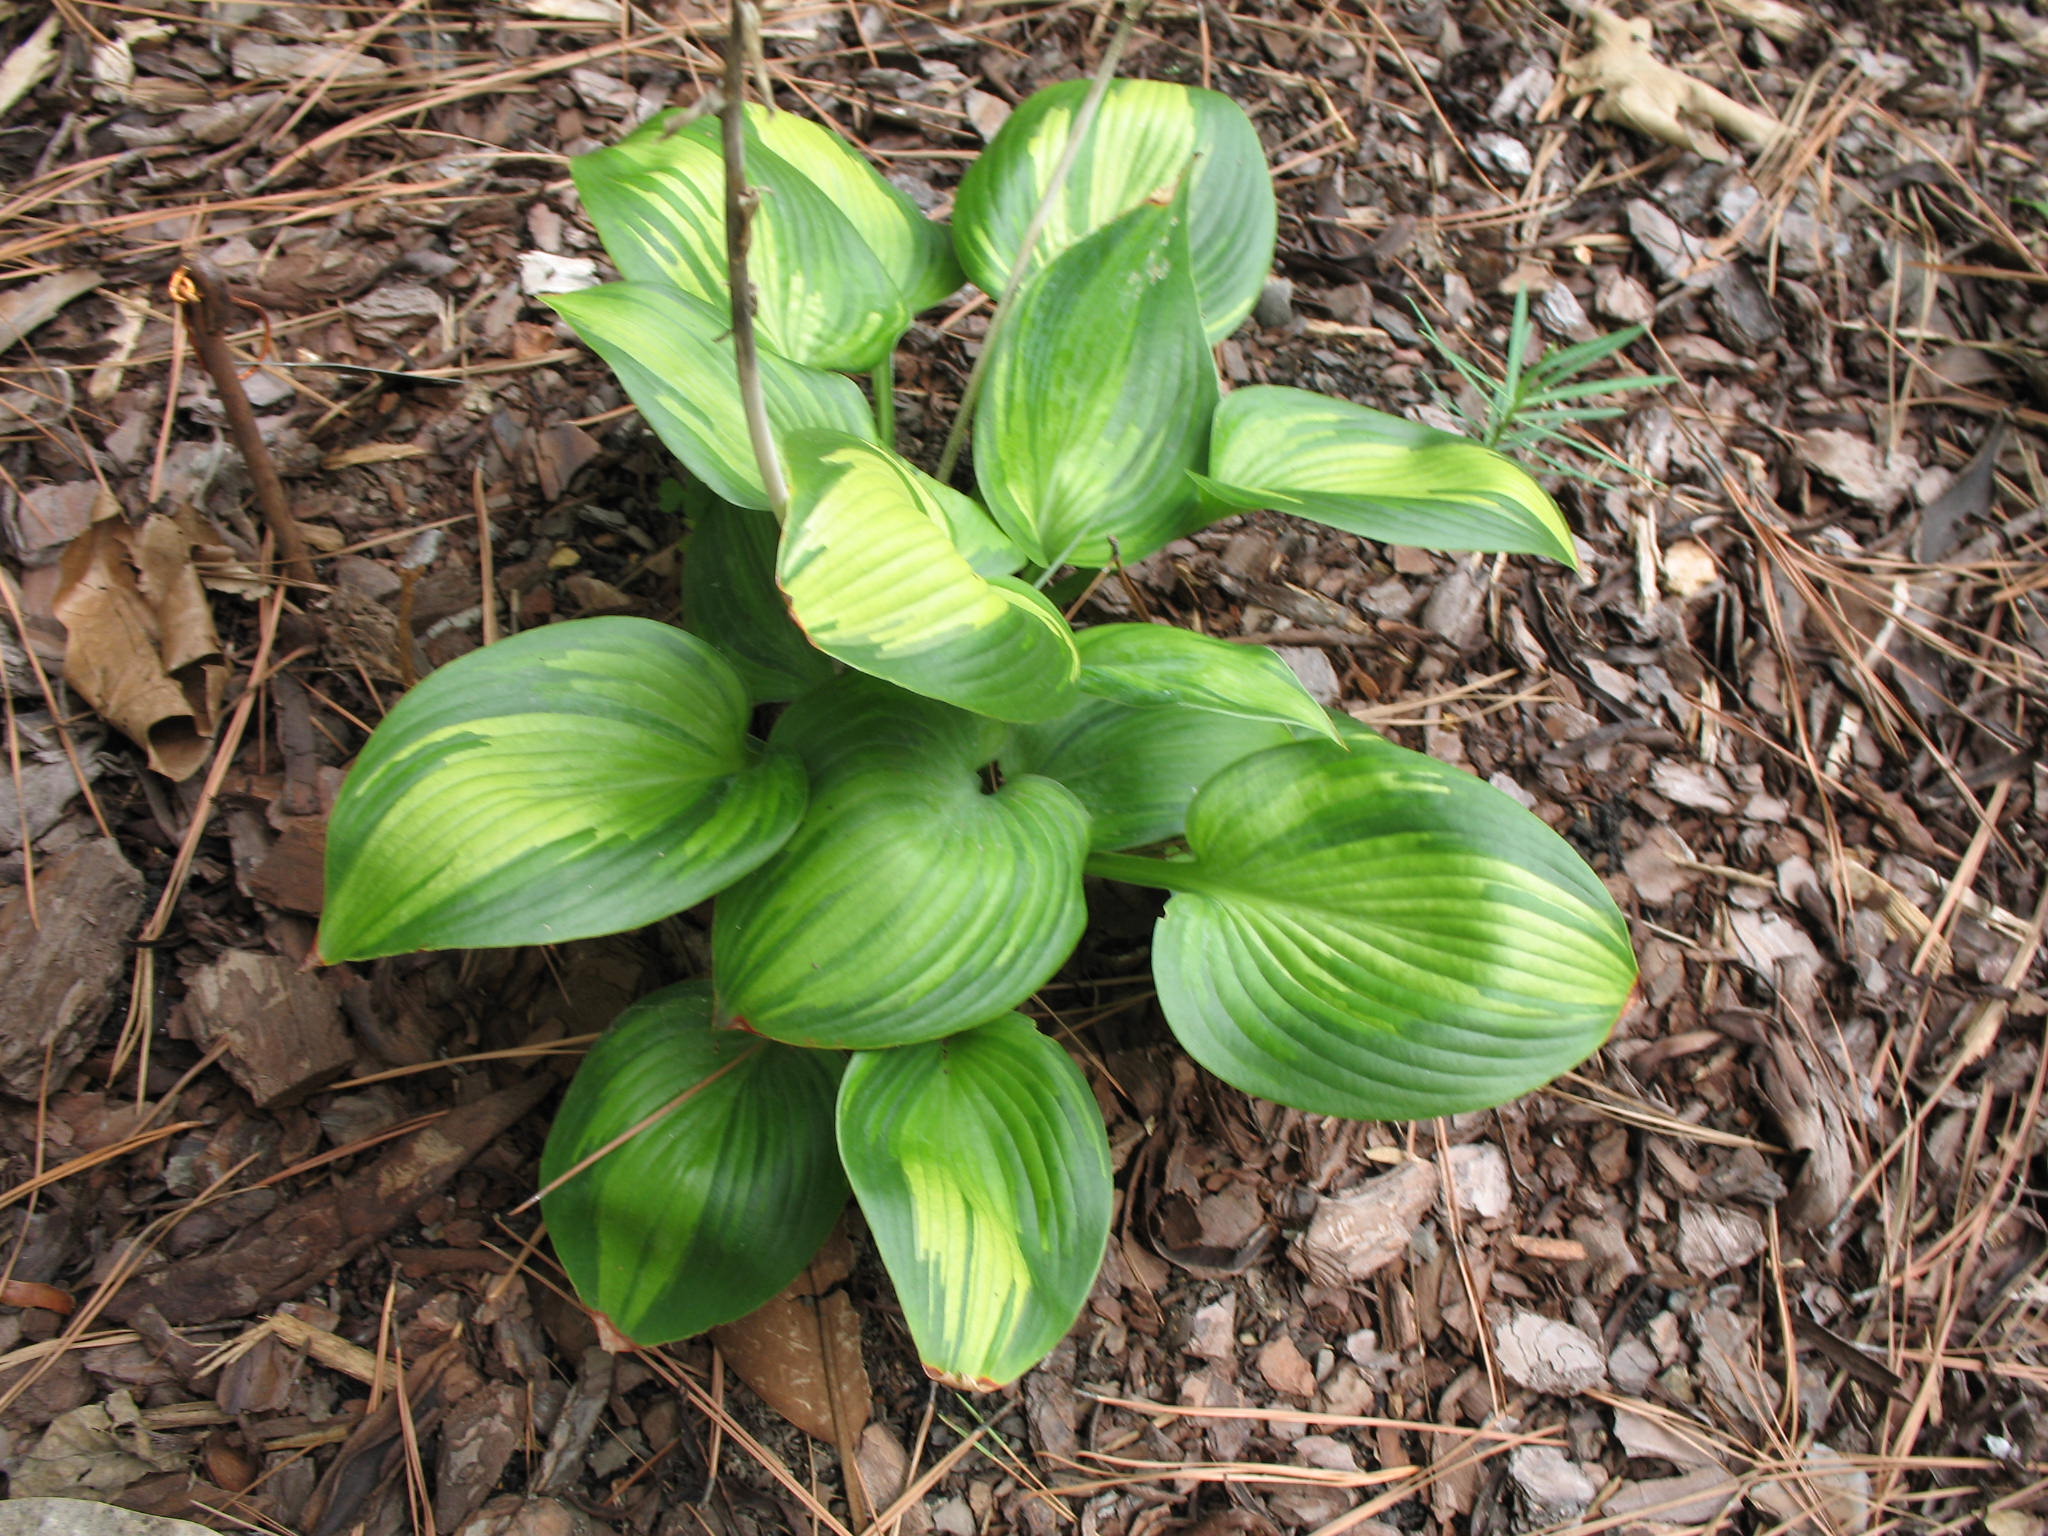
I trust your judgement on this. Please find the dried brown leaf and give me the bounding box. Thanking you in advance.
[54,516,227,781]
[713,1280,871,1444]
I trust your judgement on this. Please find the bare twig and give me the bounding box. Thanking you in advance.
[170,260,316,590]
[723,0,789,517]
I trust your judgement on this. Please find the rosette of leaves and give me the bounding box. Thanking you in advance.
[320,79,1638,1389]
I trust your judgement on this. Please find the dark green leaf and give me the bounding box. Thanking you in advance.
[573,109,909,373]
[548,282,873,511]
[1088,735,1636,1118]
[1003,696,1296,852]
[748,107,963,316]
[541,983,846,1344]
[952,79,1275,343]
[319,618,805,961]
[714,677,1089,1047]
[975,199,1217,567]
[680,493,836,703]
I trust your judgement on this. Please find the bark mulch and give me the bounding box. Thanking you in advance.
[1,2,2045,1534]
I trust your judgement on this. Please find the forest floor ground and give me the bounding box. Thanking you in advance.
[1,2,2046,1534]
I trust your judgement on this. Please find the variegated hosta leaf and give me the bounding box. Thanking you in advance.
[319,619,804,961]
[747,107,963,316]
[680,494,835,703]
[573,109,909,373]
[1075,624,1338,741]
[779,431,1076,723]
[836,1016,1112,1389]
[1088,735,1636,1119]
[1197,386,1579,567]
[975,198,1217,567]
[541,983,846,1344]
[952,78,1276,343]
[548,282,873,511]
[1003,696,1297,852]
[714,676,1090,1048]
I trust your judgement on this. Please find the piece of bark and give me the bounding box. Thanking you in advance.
[1290,1159,1436,1286]
[245,817,327,913]
[536,1346,614,1495]
[173,950,352,1108]
[1675,1201,1767,1280]
[0,839,145,1098]
[106,1076,553,1326]
[436,1383,526,1534]
[1491,1307,1609,1395]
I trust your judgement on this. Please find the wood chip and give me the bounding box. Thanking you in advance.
[1509,1445,1597,1521]
[1675,1201,1767,1279]
[172,951,353,1108]
[1799,429,1920,513]
[1491,1307,1608,1395]
[1607,1467,1742,1523]
[1254,1333,1318,1398]
[1290,1158,1436,1286]
[0,840,145,1097]
[1509,1234,1589,1262]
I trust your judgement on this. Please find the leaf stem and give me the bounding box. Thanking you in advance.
[1085,850,1204,893]
[722,0,789,517]
[872,353,896,449]
[932,0,1145,486]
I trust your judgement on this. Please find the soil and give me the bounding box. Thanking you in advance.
[1,2,2045,1535]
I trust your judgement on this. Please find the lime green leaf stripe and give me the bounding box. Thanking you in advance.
[1198,385,1579,567]
[837,1017,1112,1389]
[780,431,1077,724]
[1075,624,1338,741]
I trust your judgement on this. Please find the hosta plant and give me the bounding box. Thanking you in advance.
[319,73,1638,1391]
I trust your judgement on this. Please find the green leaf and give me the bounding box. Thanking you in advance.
[1196,386,1579,567]
[953,78,1275,343]
[573,110,909,373]
[548,281,873,511]
[1075,624,1338,741]
[779,431,1077,723]
[748,107,964,316]
[1003,696,1294,852]
[975,198,1217,567]
[319,618,805,961]
[1088,735,1636,1119]
[715,677,1090,1048]
[680,493,835,703]
[836,1016,1112,1389]
[541,983,847,1344]
[916,471,1030,579]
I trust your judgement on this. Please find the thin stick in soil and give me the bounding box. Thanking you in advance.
[170,259,316,590]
